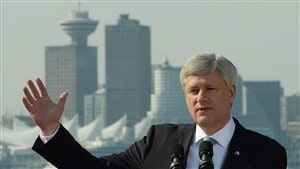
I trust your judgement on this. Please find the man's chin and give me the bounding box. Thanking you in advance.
[195,116,210,126]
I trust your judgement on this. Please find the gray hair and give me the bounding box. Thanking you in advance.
[179,53,237,89]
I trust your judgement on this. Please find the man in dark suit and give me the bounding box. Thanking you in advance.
[23,53,287,169]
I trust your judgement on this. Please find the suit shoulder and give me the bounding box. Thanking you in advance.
[233,118,285,151]
[145,123,194,139]
[244,128,285,150]
[150,123,193,131]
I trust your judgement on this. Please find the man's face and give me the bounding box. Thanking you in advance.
[183,72,236,133]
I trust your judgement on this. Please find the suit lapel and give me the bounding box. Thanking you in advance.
[221,118,248,169]
[177,124,196,166]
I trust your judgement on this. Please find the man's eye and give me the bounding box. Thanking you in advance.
[207,87,215,91]
[190,89,198,94]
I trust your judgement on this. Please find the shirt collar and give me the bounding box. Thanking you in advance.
[194,117,236,148]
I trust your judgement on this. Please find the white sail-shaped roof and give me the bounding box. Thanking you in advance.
[63,114,78,140]
[1,114,78,148]
[1,112,155,148]
[102,114,127,140]
[78,113,104,142]
[118,126,135,144]
[1,125,39,148]
[134,116,151,140]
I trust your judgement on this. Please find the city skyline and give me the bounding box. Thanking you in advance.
[2,1,299,115]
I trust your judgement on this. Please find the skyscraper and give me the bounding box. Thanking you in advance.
[105,14,151,126]
[84,86,106,125]
[148,58,190,123]
[45,8,98,126]
[244,81,283,133]
[135,58,191,140]
[286,94,300,122]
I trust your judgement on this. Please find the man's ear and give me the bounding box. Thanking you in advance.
[229,84,236,103]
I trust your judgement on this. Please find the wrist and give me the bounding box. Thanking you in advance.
[40,123,60,144]
[40,123,60,136]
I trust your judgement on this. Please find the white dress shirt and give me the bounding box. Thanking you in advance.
[39,123,60,144]
[186,117,236,169]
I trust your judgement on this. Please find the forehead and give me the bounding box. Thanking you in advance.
[184,72,225,87]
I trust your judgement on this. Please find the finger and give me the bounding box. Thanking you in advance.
[27,80,41,100]
[36,78,48,97]
[58,92,68,109]
[23,87,35,104]
[22,97,32,113]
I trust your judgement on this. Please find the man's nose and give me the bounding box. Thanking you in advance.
[196,90,208,102]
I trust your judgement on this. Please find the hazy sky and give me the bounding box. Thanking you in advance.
[1,0,299,115]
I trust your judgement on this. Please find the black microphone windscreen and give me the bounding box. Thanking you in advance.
[200,141,213,153]
[170,144,185,169]
[199,141,214,169]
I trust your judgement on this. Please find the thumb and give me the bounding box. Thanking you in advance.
[58,92,68,108]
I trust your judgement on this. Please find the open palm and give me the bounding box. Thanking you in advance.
[22,78,68,135]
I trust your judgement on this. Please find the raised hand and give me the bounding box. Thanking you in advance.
[22,78,68,136]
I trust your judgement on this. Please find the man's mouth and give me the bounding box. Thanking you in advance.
[196,106,212,112]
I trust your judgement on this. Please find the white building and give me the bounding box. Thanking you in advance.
[84,86,106,126]
[148,58,190,123]
[135,58,191,140]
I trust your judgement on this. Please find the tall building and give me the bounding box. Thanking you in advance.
[105,14,151,126]
[244,81,283,134]
[286,94,300,122]
[148,58,190,123]
[45,8,98,126]
[135,58,191,140]
[84,85,106,125]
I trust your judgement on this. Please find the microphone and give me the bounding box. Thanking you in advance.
[199,141,214,169]
[170,144,185,169]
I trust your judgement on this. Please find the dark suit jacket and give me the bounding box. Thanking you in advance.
[33,118,287,169]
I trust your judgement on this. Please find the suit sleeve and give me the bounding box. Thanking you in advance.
[276,144,287,169]
[32,124,155,169]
